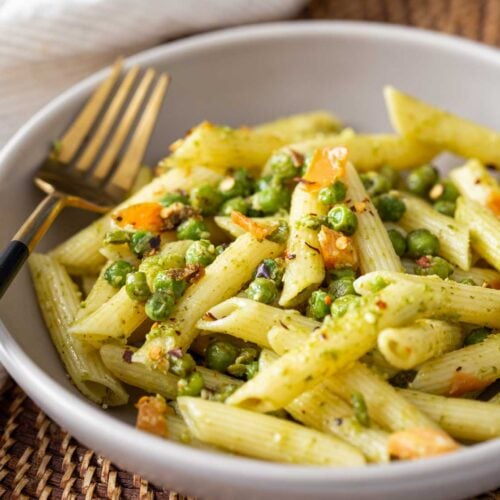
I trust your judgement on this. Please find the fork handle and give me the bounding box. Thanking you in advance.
[0,192,65,298]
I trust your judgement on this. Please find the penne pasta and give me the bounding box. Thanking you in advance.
[178,397,366,466]
[384,86,500,167]
[279,183,327,307]
[286,130,439,172]
[354,272,500,329]
[409,334,500,396]
[345,163,403,274]
[196,297,318,348]
[398,192,470,270]
[400,389,500,441]
[456,197,500,271]
[29,254,128,406]
[377,319,463,370]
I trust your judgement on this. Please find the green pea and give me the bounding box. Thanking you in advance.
[255,258,285,285]
[330,294,360,318]
[360,172,391,196]
[185,240,217,267]
[177,371,204,396]
[246,277,278,304]
[125,272,151,301]
[251,185,291,215]
[160,191,188,207]
[433,200,456,217]
[318,180,347,205]
[104,230,131,245]
[206,341,240,372]
[267,220,289,244]
[103,260,135,288]
[267,151,299,180]
[307,290,332,320]
[405,164,439,197]
[430,180,459,202]
[176,218,210,240]
[327,267,357,281]
[219,168,254,199]
[219,197,250,216]
[328,277,356,299]
[407,229,440,258]
[379,165,400,189]
[459,278,476,286]
[464,327,492,346]
[129,230,159,257]
[153,272,187,298]
[255,175,273,192]
[373,194,406,222]
[139,254,186,288]
[297,213,327,229]
[351,391,370,427]
[190,184,223,215]
[414,256,454,279]
[168,352,196,378]
[387,229,407,257]
[327,204,358,235]
[145,289,176,321]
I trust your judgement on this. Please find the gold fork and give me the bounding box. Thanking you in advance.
[0,58,170,298]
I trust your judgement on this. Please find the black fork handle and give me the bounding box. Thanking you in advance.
[0,193,65,299]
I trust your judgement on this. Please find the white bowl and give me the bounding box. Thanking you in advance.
[0,21,499,500]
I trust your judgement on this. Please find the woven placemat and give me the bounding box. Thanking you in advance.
[2,1,500,498]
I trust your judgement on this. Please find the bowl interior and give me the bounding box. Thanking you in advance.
[0,21,499,498]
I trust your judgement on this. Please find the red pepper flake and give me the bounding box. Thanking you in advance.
[296,177,317,185]
[122,349,133,364]
[288,148,305,167]
[416,256,432,268]
[324,295,332,306]
[376,300,387,309]
[320,332,328,340]
[202,312,218,321]
[285,251,296,260]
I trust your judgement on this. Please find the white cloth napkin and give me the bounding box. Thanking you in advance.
[0,0,306,388]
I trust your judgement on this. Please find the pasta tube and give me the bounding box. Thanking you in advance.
[178,397,366,466]
[377,319,463,370]
[385,86,500,168]
[287,130,438,171]
[29,254,128,406]
[227,280,434,412]
[345,163,403,273]
[409,334,500,396]
[196,297,318,348]
[398,192,470,270]
[279,183,327,307]
[456,197,500,271]
[450,160,500,216]
[50,166,222,274]
[354,272,500,329]
[400,389,500,441]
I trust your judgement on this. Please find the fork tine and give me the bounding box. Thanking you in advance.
[74,66,140,173]
[91,68,156,183]
[58,58,123,164]
[106,73,170,197]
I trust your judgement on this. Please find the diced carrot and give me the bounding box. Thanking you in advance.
[448,371,490,397]
[113,202,164,232]
[302,146,348,192]
[486,191,500,217]
[317,225,358,269]
[230,211,273,241]
[135,395,170,437]
[388,428,459,460]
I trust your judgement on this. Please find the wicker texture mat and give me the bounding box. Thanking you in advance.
[2,1,500,498]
